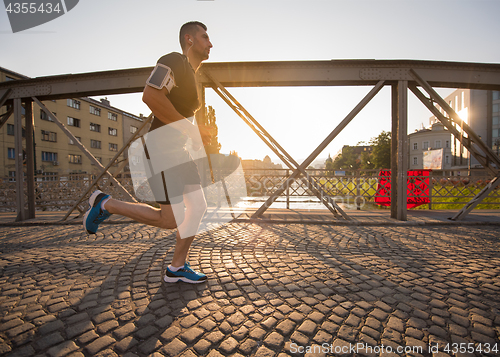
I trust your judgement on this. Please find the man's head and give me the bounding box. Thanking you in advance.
[180,21,212,65]
[180,21,207,52]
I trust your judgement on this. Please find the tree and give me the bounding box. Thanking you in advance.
[325,145,361,171]
[199,105,221,155]
[369,131,391,169]
[324,131,392,173]
[360,151,374,170]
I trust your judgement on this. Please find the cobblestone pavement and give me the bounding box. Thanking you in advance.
[0,222,499,357]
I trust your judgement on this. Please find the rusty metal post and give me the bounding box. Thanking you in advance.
[24,98,36,218]
[397,81,408,221]
[14,98,25,221]
[391,84,398,219]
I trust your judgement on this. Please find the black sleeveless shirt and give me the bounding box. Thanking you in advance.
[149,52,200,132]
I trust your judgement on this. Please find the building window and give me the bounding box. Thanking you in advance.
[423,141,429,150]
[40,109,55,122]
[90,123,101,132]
[41,130,57,142]
[109,143,118,151]
[39,172,58,181]
[435,140,441,148]
[90,105,101,116]
[68,117,81,127]
[67,99,81,110]
[108,127,117,136]
[7,125,25,137]
[413,142,418,150]
[445,140,450,148]
[7,148,15,159]
[108,112,118,121]
[493,91,500,101]
[69,136,81,145]
[41,151,58,162]
[8,171,15,182]
[493,104,499,113]
[69,154,82,164]
[445,155,449,164]
[413,157,418,165]
[90,139,101,149]
[130,126,138,134]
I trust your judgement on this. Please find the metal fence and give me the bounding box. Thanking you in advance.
[1,169,499,212]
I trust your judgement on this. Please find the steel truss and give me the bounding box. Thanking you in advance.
[408,70,500,220]
[34,99,152,220]
[204,70,386,219]
[1,60,500,221]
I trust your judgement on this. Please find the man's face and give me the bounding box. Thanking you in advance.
[192,26,213,60]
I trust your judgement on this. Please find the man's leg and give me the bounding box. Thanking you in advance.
[170,184,207,267]
[105,184,206,267]
[163,184,208,283]
[104,199,182,229]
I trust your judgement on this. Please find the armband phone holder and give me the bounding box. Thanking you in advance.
[146,63,176,91]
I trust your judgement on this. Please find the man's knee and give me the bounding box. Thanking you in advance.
[191,198,207,217]
[157,214,183,229]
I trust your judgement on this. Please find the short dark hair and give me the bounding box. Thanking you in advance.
[179,21,207,51]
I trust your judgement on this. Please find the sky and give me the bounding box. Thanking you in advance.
[1,0,499,165]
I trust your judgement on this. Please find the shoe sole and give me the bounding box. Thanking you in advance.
[83,190,103,234]
[164,275,206,284]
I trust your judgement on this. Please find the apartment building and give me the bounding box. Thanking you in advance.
[409,88,500,172]
[0,67,145,179]
[408,122,453,171]
[428,89,500,169]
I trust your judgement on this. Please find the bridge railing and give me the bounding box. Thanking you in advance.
[1,169,498,212]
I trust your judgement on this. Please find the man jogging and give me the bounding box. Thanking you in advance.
[83,21,213,284]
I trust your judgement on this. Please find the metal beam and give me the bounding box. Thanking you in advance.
[451,175,500,220]
[1,60,500,102]
[61,114,153,221]
[0,68,152,101]
[204,70,350,219]
[14,99,25,222]
[2,59,500,221]
[0,88,12,107]
[409,85,498,176]
[390,84,398,219]
[396,81,408,221]
[24,99,35,219]
[33,97,136,202]
[0,107,13,130]
[198,60,500,90]
[253,80,386,218]
[410,69,500,170]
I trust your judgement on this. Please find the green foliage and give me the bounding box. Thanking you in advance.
[331,146,361,170]
[325,131,391,173]
[369,131,391,169]
[200,105,221,155]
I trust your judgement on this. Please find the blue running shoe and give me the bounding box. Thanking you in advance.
[164,262,207,284]
[83,190,112,234]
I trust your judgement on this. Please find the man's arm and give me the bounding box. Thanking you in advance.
[142,85,184,125]
[142,85,212,147]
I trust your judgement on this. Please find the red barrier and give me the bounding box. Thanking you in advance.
[374,170,431,208]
